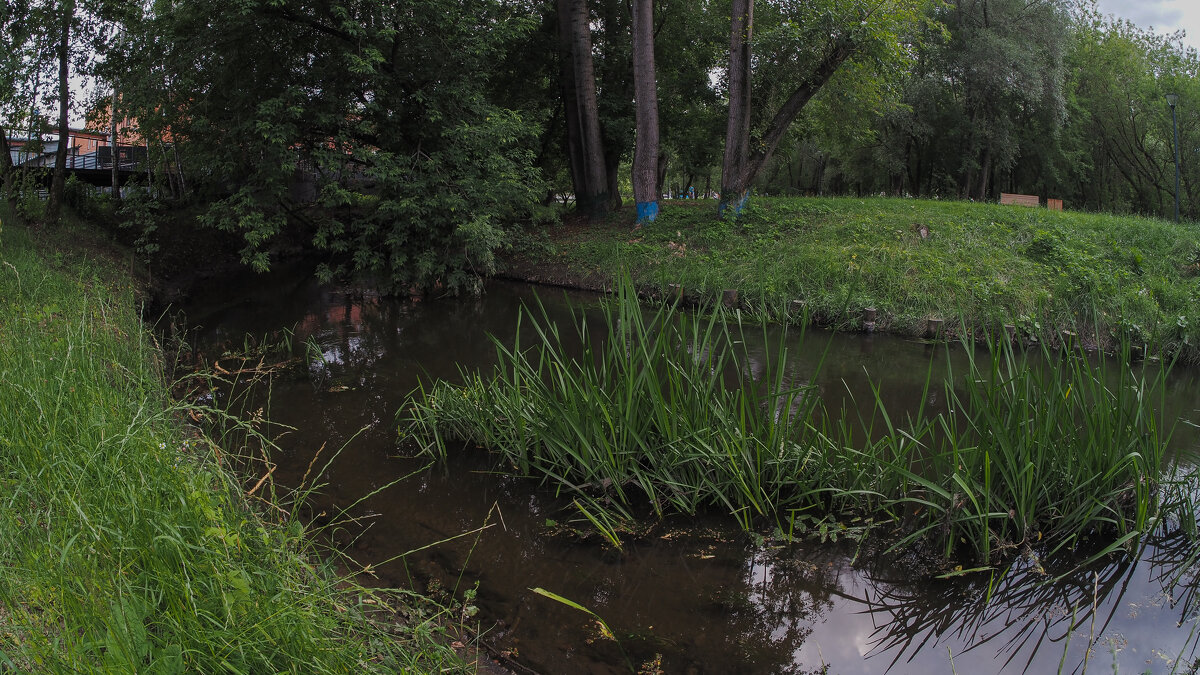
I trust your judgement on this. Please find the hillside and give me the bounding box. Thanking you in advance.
[505,197,1200,360]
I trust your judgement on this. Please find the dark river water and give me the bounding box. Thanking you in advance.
[180,266,1200,674]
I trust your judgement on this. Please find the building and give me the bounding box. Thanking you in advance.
[6,129,143,170]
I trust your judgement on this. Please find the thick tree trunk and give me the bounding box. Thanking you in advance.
[631,0,659,224]
[719,0,753,215]
[48,0,74,223]
[977,142,992,201]
[605,149,621,209]
[557,0,608,219]
[557,72,586,204]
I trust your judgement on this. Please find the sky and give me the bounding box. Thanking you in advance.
[1095,0,1200,52]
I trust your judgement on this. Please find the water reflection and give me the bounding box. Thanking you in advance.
[181,268,1200,674]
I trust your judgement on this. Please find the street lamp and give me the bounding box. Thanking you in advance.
[1167,93,1181,223]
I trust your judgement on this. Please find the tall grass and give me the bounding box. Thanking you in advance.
[405,277,1190,563]
[0,219,466,672]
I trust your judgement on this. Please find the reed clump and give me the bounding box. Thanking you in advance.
[405,276,1190,563]
[0,219,465,672]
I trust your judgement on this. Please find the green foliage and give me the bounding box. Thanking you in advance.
[0,222,467,672]
[111,0,547,293]
[405,275,1189,564]
[117,188,163,263]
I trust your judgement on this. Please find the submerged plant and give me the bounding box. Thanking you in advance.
[404,276,1193,564]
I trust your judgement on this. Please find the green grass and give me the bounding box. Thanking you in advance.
[405,276,1192,564]
[515,197,1200,361]
[0,215,467,673]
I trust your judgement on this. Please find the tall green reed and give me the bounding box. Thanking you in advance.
[406,276,834,530]
[405,275,1191,564]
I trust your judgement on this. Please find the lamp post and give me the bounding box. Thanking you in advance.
[1167,93,1180,223]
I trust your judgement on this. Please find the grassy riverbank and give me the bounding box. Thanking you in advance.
[0,216,465,672]
[508,197,1200,360]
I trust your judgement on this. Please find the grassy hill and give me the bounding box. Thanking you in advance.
[0,215,466,673]
[509,197,1200,360]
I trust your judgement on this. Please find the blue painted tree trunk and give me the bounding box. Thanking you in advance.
[718,190,750,218]
[636,200,659,223]
[631,0,660,226]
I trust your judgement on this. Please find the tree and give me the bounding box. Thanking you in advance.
[0,130,16,218]
[653,0,726,199]
[0,0,48,221]
[720,0,752,214]
[938,0,1069,201]
[47,0,75,223]
[558,0,609,219]
[719,0,932,214]
[631,0,659,223]
[111,0,545,293]
[1064,12,1198,219]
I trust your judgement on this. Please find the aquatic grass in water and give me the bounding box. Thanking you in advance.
[876,334,1175,562]
[407,278,833,528]
[405,277,1191,563]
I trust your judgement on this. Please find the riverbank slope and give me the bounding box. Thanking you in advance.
[0,216,467,672]
[503,197,1200,360]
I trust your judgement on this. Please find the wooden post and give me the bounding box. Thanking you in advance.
[926,318,944,339]
[863,307,877,333]
[721,289,739,308]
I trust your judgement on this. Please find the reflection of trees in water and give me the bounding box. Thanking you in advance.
[691,544,850,675]
[856,532,1200,673]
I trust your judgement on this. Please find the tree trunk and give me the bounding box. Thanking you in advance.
[173,142,187,195]
[599,0,629,211]
[110,89,121,202]
[977,142,992,201]
[719,0,753,216]
[48,0,74,223]
[605,149,621,209]
[743,40,853,189]
[722,9,855,215]
[1,127,19,218]
[631,0,659,224]
[557,0,608,219]
[557,72,586,205]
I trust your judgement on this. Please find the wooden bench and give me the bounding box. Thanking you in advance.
[1000,193,1040,207]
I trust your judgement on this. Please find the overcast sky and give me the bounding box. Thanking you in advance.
[1095,0,1200,51]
